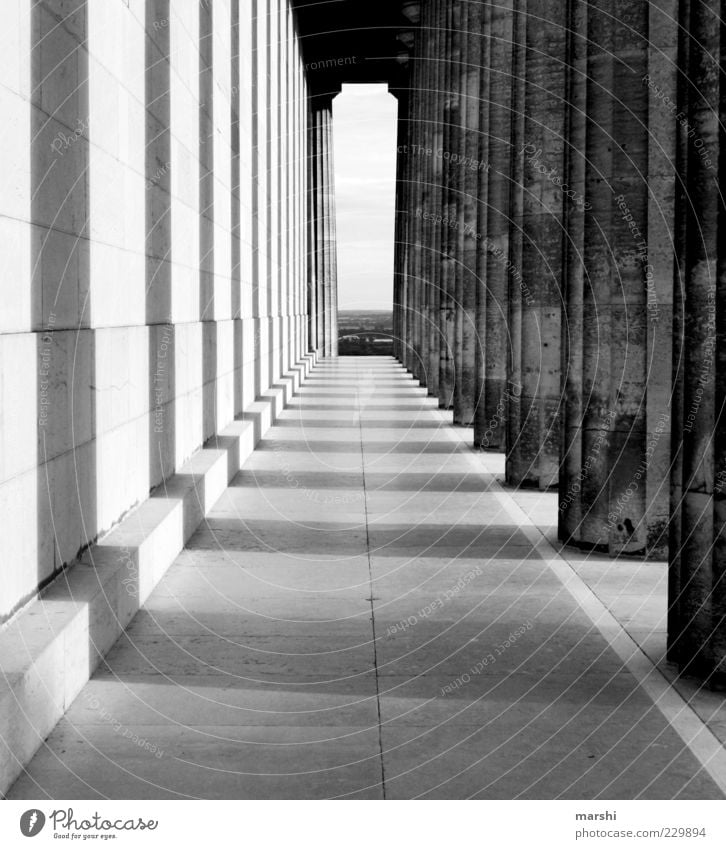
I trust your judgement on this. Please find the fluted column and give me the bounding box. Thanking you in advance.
[504,0,566,489]
[403,22,426,376]
[324,103,339,356]
[308,92,338,358]
[559,0,672,555]
[452,1,486,425]
[418,0,437,387]
[408,4,431,383]
[426,0,447,396]
[474,0,515,450]
[306,96,317,353]
[668,0,725,683]
[321,103,334,357]
[403,74,416,374]
[308,103,323,354]
[393,91,410,362]
[437,0,462,408]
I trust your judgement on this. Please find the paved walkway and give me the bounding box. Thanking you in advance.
[9,358,725,799]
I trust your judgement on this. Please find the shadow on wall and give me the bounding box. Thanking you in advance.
[31,0,96,606]
[146,0,176,490]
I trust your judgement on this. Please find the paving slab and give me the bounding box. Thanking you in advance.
[8,357,725,800]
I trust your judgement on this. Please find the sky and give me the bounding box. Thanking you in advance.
[333,84,398,311]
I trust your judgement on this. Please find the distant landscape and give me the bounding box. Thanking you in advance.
[338,310,394,356]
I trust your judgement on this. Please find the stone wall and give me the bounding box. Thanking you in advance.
[0,0,313,623]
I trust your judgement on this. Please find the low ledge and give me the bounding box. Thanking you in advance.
[0,351,317,796]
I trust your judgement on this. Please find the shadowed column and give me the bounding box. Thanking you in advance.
[426,0,447,397]
[323,102,339,356]
[438,0,462,408]
[505,0,566,490]
[668,0,726,684]
[312,102,325,354]
[308,92,338,358]
[559,0,672,555]
[306,106,320,354]
[402,85,414,374]
[418,0,435,388]
[410,4,429,382]
[453,0,487,426]
[392,89,409,363]
[474,0,515,451]
[321,102,333,356]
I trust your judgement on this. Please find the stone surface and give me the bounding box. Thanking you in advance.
[668,0,726,680]
[473,0,514,452]
[559,0,672,556]
[9,359,725,800]
[0,0,325,633]
[505,0,566,490]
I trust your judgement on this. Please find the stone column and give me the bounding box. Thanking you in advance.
[407,10,429,382]
[418,0,435,387]
[453,0,487,425]
[438,0,462,408]
[426,0,447,397]
[393,89,410,364]
[307,92,337,358]
[474,0,514,451]
[309,102,323,354]
[398,70,413,372]
[504,0,566,490]
[668,0,725,683]
[559,0,671,555]
[306,105,320,354]
[393,95,408,363]
[294,35,304,361]
[413,16,430,382]
[400,80,415,373]
[323,104,339,356]
[301,71,309,359]
[321,102,334,357]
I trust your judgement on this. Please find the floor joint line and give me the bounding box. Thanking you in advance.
[356,367,387,801]
[438,409,726,798]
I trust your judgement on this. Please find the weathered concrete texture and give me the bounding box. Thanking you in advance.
[392,91,409,364]
[323,103,339,358]
[473,0,514,452]
[438,0,462,409]
[309,95,339,359]
[559,0,672,555]
[505,0,566,491]
[398,17,424,380]
[307,113,322,355]
[308,92,338,356]
[668,0,726,684]
[8,359,723,800]
[409,9,427,384]
[453,2,486,426]
[425,0,447,397]
[418,0,435,390]
[394,0,448,394]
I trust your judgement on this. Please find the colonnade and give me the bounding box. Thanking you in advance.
[393,0,726,684]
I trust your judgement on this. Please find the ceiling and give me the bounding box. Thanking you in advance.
[292,0,420,96]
